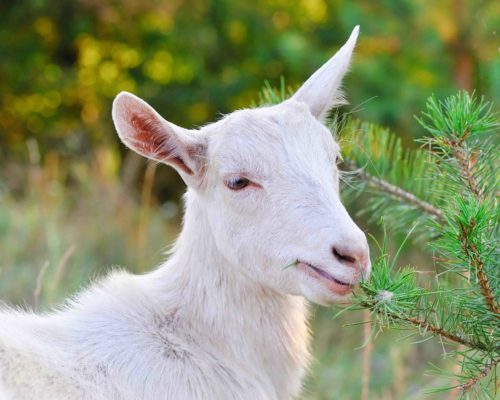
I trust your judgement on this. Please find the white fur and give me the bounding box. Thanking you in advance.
[0,27,369,400]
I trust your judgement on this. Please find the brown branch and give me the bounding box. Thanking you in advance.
[366,301,499,395]
[344,162,445,221]
[459,358,499,393]
[449,138,499,316]
[458,222,500,316]
[452,142,483,200]
[400,315,489,352]
[363,301,490,352]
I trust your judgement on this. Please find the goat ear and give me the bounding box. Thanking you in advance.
[112,91,206,187]
[290,26,359,121]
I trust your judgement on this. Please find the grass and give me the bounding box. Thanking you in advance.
[0,147,178,308]
[0,147,451,399]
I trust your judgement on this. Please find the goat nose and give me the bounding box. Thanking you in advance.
[332,244,368,271]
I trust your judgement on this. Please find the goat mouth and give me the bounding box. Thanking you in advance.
[297,261,354,296]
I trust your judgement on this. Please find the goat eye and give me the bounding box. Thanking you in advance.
[225,176,250,191]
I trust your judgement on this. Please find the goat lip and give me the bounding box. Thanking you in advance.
[296,261,354,296]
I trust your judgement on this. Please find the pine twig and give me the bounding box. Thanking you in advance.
[400,315,487,351]
[366,302,490,352]
[458,358,499,393]
[448,138,499,316]
[458,222,500,316]
[448,137,483,200]
[344,162,445,221]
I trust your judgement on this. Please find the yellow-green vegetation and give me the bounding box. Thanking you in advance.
[0,148,179,306]
[2,0,499,160]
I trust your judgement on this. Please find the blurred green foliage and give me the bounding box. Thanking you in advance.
[1,0,499,164]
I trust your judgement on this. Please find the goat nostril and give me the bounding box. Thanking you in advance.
[332,247,357,264]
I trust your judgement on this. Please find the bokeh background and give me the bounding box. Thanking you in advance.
[1,1,499,399]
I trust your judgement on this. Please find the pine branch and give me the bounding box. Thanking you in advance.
[343,161,445,221]
[364,300,489,352]
[400,315,487,351]
[450,140,483,200]
[447,138,498,315]
[458,220,499,316]
[458,357,499,393]
[418,92,499,317]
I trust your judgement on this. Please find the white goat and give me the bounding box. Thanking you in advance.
[0,26,370,400]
